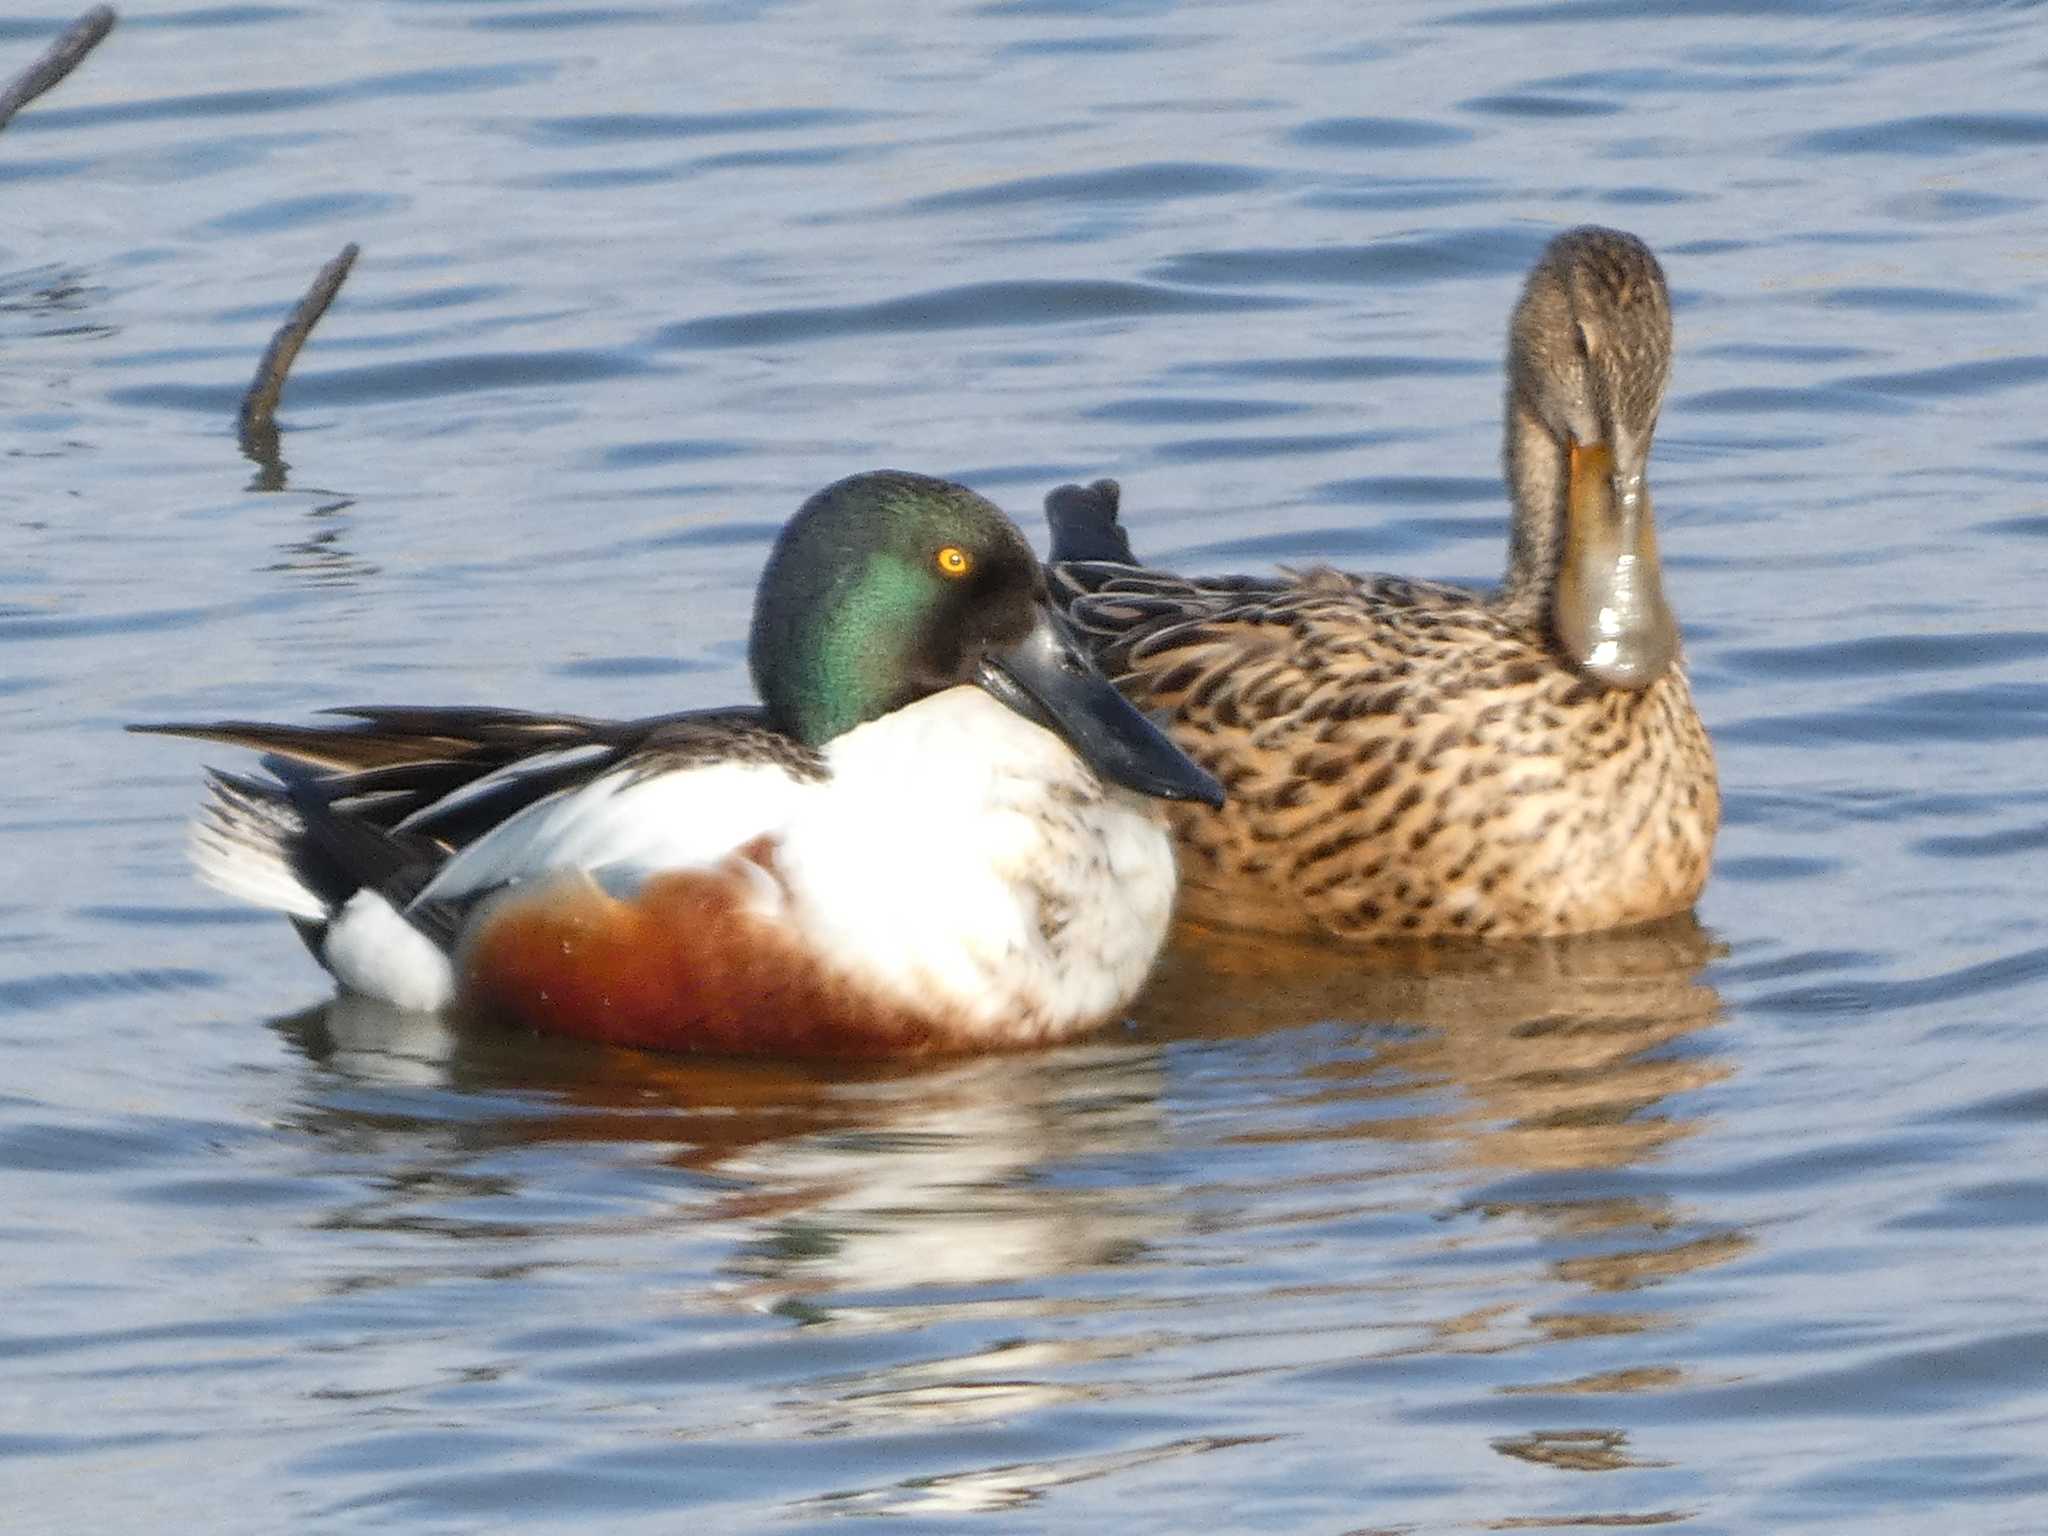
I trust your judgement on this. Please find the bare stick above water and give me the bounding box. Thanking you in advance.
[239,243,360,475]
[0,7,117,134]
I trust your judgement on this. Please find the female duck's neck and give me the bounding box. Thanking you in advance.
[1495,397,1569,625]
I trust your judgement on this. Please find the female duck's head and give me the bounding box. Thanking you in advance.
[750,470,1223,807]
[1502,226,1679,691]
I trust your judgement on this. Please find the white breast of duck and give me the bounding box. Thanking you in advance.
[784,686,1179,1044]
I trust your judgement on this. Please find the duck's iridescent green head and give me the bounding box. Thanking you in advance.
[751,472,1038,744]
[750,471,1223,807]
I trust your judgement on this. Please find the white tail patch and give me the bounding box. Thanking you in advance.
[321,891,456,1013]
[189,776,327,922]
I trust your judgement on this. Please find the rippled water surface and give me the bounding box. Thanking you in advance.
[7,2,2048,1530]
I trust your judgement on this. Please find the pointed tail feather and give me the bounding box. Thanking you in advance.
[131,718,482,772]
[189,770,329,921]
[186,759,455,925]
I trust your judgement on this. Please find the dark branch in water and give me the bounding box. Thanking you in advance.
[0,7,117,134]
[239,243,360,484]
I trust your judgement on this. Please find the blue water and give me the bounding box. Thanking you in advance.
[6,1,2048,1531]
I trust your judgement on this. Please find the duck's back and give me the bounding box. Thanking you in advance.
[1052,558,1718,941]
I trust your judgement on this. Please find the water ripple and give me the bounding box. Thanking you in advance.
[1290,115,1474,149]
[522,107,873,145]
[1082,396,1303,424]
[1748,945,2048,1018]
[108,349,651,413]
[653,280,1296,349]
[1722,631,2048,679]
[1797,112,2048,156]
[1460,92,1622,118]
[470,8,669,31]
[1913,821,2048,861]
[1150,226,1542,287]
[1844,356,2048,399]
[0,968,217,1015]
[906,161,1266,213]
[1725,682,2048,746]
[1683,382,1910,416]
[1822,285,2026,314]
[1319,474,1499,506]
[1444,0,1811,23]
[17,65,552,132]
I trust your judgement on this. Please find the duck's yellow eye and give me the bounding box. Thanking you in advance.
[935,545,973,579]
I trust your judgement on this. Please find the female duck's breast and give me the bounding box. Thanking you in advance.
[1167,660,1717,941]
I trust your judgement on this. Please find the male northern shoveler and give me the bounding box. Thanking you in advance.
[137,471,1223,1055]
[1045,227,1718,942]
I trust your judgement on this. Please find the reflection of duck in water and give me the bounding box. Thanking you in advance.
[1048,227,1718,942]
[138,472,1218,1056]
[285,905,1728,1295]
[1139,916,1728,1177]
[279,908,1738,1429]
[1139,916,1747,1298]
[279,995,1177,1303]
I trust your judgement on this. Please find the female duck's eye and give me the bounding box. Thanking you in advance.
[935,545,973,579]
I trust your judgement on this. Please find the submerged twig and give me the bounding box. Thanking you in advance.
[239,242,360,481]
[0,6,117,134]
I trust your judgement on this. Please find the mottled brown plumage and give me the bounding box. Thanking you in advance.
[1048,227,1718,941]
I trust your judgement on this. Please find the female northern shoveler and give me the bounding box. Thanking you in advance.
[137,471,1223,1055]
[1045,227,1718,942]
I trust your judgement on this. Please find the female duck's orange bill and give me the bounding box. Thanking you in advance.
[1554,438,1678,691]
